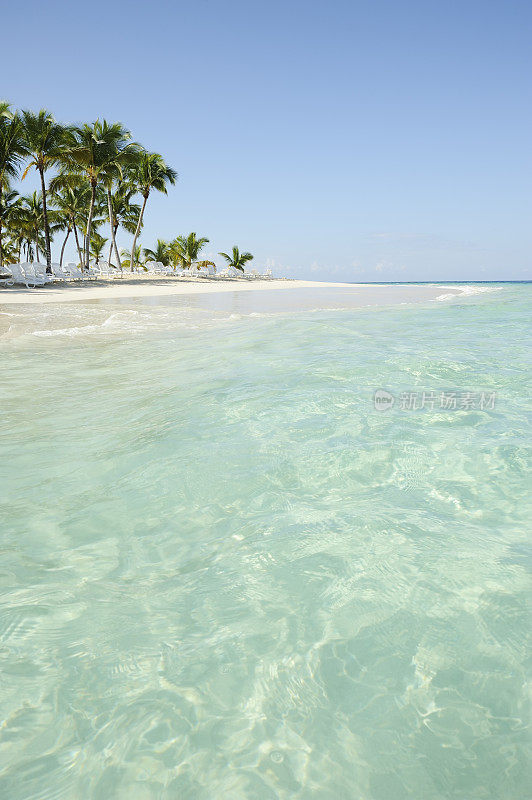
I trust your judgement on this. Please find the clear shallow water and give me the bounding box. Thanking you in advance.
[0,284,530,799]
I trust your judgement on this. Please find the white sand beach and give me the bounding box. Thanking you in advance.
[0,276,470,307]
[0,276,360,305]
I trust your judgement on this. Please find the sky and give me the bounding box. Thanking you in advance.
[3,0,531,281]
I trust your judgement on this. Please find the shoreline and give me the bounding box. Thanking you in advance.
[0,277,362,305]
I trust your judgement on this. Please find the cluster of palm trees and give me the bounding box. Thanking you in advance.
[137,234,254,274]
[0,104,177,274]
[0,102,255,276]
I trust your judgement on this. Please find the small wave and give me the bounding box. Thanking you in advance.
[454,285,502,296]
[458,286,502,294]
[29,310,180,338]
[435,285,502,302]
[435,293,458,302]
[32,324,106,337]
[101,312,139,326]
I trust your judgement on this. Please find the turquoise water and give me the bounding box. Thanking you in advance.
[0,284,530,799]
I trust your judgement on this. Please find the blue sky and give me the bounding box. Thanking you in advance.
[4,0,531,280]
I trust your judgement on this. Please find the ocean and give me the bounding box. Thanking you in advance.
[0,282,530,799]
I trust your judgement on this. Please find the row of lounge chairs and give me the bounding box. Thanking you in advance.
[0,260,275,289]
[140,262,273,279]
[0,261,124,288]
[142,261,219,277]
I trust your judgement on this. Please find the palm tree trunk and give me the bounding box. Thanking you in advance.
[60,228,71,266]
[113,224,122,271]
[0,185,3,269]
[106,192,114,267]
[106,189,122,270]
[84,182,97,272]
[130,193,148,272]
[39,167,52,272]
[73,223,83,265]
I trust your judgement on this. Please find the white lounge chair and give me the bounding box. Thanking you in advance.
[14,263,44,287]
[24,263,47,286]
[7,264,27,287]
[85,262,101,280]
[66,262,97,280]
[6,263,33,288]
[149,262,169,275]
[12,263,46,287]
[93,261,112,279]
[50,262,73,281]
[218,265,242,278]
[0,267,15,287]
[33,262,58,284]
[89,261,114,279]
[105,263,121,279]
[195,264,216,278]
[65,263,82,280]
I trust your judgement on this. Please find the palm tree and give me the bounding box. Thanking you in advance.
[143,239,170,266]
[102,140,140,270]
[16,227,40,263]
[0,186,23,264]
[0,101,11,120]
[20,191,45,262]
[20,109,66,271]
[120,244,143,271]
[61,120,133,270]
[0,236,18,265]
[50,181,88,265]
[169,232,209,270]
[49,173,101,265]
[0,103,28,267]
[107,183,139,268]
[0,186,23,265]
[168,235,188,270]
[5,198,37,263]
[90,232,107,265]
[9,229,27,263]
[52,209,73,267]
[128,152,177,271]
[219,246,253,273]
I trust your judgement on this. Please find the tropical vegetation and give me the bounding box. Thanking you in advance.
[219,246,254,273]
[0,101,254,277]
